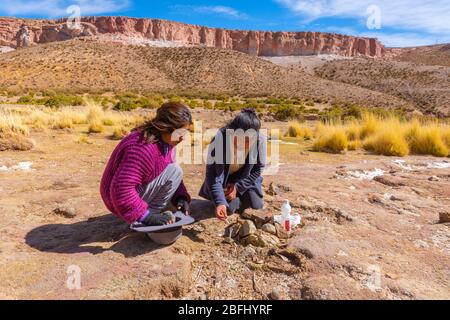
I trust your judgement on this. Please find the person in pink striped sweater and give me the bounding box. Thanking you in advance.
[100,102,192,226]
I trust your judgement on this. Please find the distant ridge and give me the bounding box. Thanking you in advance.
[0,16,385,57]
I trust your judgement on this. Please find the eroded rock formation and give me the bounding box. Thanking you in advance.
[0,16,385,57]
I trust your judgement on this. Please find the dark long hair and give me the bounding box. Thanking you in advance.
[134,102,192,144]
[225,108,261,131]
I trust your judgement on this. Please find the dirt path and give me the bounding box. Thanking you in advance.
[0,127,449,299]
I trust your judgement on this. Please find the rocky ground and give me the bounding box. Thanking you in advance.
[0,110,449,300]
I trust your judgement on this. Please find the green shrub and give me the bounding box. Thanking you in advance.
[272,104,302,121]
[44,95,84,108]
[17,95,33,104]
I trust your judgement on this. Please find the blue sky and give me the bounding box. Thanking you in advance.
[1,0,449,47]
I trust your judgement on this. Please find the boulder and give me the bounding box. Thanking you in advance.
[261,223,277,235]
[439,211,450,223]
[242,232,280,248]
[240,220,256,237]
[241,209,273,228]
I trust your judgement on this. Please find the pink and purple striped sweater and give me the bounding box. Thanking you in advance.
[100,130,190,223]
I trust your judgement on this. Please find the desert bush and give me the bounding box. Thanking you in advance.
[348,139,362,151]
[0,110,29,137]
[52,117,74,130]
[363,120,409,156]
[313,126,348,153]
[305,100,315,107]
[360,112,380,139]
[0,110,32,151]
[285,121,313,139]
[345,122,361,141]
[202,100,213,109]
[88,120,104,133]
[443,127,450,148]
[77,135,93,144]
[58,108,87,125]
[111,126,130,140]
[405,121,449,157]
[272,104,302,121]
[44,94,84,108]
[17,95,34,104]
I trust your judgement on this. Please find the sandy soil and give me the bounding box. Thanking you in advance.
[0,110,449,300]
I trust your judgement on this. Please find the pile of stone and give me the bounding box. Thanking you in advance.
[224,209,302,248]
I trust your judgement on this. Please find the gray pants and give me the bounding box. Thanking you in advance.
[139,164,183,215]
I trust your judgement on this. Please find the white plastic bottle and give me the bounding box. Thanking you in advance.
[281,199,292,232]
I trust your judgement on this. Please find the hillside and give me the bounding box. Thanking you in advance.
[394,44,450,67]
[315,49,450,116]
[0,40,409,110]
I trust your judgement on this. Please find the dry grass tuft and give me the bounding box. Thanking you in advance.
[363,120,410,156]
[312,114,450,157]
[313,125,348,153]
[0,110,29,137]
[286,121,313,140]
[111,126,130,140]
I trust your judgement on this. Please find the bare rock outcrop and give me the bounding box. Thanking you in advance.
[0,16,386,57]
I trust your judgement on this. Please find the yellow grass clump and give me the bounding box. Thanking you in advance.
[345,122,361,141]
[0,110,29,137]
[111,126,130,140]
[88,120,104,133]
[443,126,450,148]
[405,121,449,157]
[313,125,348,153]
[360,113,380,139]
[363,120,409,156]
[286,121,313,140]
[52,116,74,130]
[348,139,362,151]
[312,114,450,157]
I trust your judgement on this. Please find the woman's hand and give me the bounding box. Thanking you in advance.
[176,197,190,215]
[225,183,237,201]
[215,204,228,221]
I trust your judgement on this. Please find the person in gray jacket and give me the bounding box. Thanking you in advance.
[199,109,266,221]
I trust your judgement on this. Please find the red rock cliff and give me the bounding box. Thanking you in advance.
[0,16,385,57]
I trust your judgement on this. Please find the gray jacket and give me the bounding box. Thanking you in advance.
[199,128,266,206]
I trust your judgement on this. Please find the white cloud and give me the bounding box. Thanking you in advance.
[171,5,248,19]
[0,0,129,17]
[275,0,450,35]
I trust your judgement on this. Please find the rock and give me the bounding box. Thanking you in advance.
[373,175,406,187]
[267,182,279,196]
[53,206,76,218]
[242,232,279,248]
[259,233,280,247]
[368,194,386,205]
[261,223,277,235]
[225,223,241,238]
[241,209,272,228]
[428,176,440,182]
[268,288,282,300]
[278,184,292,192]
[439,211,450,223]
[241,245,257,257]
[240,220,257,237]
[0,17,386,57]
[389,194,405,201]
